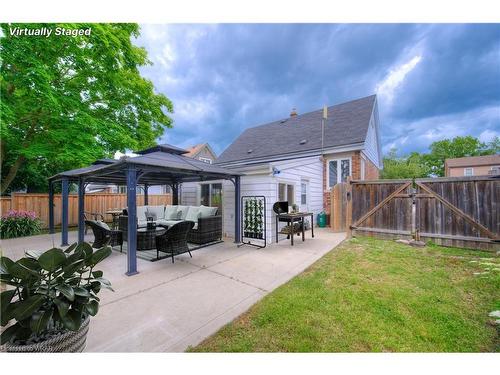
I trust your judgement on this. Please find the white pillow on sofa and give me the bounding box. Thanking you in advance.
[136,206,148,220]
[176,205,189,220]
[185,206,201,223]
[94,220,110,230]
[199,205,218,218]
[147,205,165,220]
[164,205,178,220]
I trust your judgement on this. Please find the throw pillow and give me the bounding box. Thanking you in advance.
[164,205,179,220]
[199,205,218,218]
[185,206,201,223]
[96,221,110,230]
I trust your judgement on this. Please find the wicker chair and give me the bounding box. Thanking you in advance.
[85,220,123,251]
[155,221,195,263]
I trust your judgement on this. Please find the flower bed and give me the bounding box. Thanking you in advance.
[0,210,42,239]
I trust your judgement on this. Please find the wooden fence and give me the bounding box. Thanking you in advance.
[0,193,172,228]
[331,176,499,251]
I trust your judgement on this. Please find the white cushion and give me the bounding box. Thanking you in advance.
[185,206,201,224]
[199,205,218,218]
[157,219,182,227]
[164,205,178,220]
[136,206,148,220]
[176,205,189,220]
[147,205,165,220]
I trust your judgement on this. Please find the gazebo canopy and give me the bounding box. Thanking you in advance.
[48,144,243,276]
[49,143,242,185]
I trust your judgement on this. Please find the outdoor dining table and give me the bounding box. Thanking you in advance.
[105,209,124,230]
[275,212,314,246]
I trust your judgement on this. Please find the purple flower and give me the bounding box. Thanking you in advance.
[2,209,38,220]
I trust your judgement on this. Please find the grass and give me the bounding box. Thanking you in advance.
[189,237,500,352]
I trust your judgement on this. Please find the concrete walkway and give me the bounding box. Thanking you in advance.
[1,228,345,352]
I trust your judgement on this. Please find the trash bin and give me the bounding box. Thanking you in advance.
[317,211,327,228]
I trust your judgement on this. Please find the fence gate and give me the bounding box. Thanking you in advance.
[345,176,499,251]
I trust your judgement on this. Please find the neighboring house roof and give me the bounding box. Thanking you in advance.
[445,154,500,168]
[216,94,377,165]
[184,143,217,160]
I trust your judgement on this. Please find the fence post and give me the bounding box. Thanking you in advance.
[346,177,353,239]
[48,181,55,234]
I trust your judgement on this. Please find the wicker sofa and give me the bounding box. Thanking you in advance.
[119,204,222,245]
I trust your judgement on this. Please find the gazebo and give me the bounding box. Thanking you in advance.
[48,144,243,276]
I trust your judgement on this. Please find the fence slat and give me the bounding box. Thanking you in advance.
[0,193,171,228]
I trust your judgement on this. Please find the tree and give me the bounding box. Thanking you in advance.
[422,136,499,176]
[380,149,428,179]
[0,23,173,194]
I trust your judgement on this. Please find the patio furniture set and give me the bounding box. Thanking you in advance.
[86,204,221,263]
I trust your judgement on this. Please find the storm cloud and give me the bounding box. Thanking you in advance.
[134,24,500,156]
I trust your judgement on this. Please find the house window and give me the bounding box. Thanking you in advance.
[199,157,212,164]
[278,183,294,205]
[118,186,127,194]
[199,183,222,212]
[327,158,351,188]
[464,168,473,176]
[301,181,307,205]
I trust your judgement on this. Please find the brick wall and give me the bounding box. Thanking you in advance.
[322,151,379,213]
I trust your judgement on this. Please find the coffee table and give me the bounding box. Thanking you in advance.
[137,226,167,251]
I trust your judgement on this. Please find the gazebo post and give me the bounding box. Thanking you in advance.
[171,183,179,205]
[126,165,138,276]
[77,178,85,244]
[48,180,55,234]
[234,176,241,244]
[144,183,149,205]
[61,177,69,246]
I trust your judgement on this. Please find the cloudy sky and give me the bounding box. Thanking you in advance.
[134,24,500,156]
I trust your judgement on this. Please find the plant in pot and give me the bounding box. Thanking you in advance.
[0,241,113,352]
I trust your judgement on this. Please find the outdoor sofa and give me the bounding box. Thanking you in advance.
[119,204,222,245]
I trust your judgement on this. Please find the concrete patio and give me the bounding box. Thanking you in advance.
[1,228,345,352]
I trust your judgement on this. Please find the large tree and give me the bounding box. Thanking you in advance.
[0,23,173,194]
[422,136,499,176]
[380,149,428,179]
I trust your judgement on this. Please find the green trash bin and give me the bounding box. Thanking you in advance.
[317,211,327,228]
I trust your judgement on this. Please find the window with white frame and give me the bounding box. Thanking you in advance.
[199,157,213,164]
[278,182,294,205]
[464,167,473,176]
[301,181,307,205]
[199,183,222,212]
[327,158,351,188]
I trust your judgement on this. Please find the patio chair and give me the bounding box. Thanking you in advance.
[155,221,195,263]
[85,220,123,251]
[83,212,104,234]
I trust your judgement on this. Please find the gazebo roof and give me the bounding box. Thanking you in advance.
[50,145,242,185]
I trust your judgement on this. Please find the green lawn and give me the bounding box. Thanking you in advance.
[190,237,500,352]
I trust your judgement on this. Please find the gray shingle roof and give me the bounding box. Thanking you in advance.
[216,95,377,165]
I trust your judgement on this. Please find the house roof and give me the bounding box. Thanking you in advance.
[216,95,377,165]
[445,154,500,168]
[184,143,217,159]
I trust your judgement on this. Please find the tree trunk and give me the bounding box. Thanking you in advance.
[0,155,25,194]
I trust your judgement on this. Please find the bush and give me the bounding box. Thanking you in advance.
[0,210,42,239]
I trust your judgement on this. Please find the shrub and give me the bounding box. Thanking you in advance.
[0,242,112,345]
[0,210,42,239]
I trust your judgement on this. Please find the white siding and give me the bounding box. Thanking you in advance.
[364,115,380,167]
[180,182,198,206]
[222,156,323,244]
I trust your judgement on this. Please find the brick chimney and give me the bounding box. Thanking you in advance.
[290,107,298,117]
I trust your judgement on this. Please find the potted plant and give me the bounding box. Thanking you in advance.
[0,241,112,352]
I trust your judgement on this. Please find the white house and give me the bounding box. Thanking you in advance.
[180,94,383,243]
